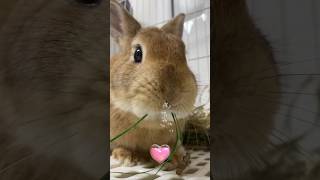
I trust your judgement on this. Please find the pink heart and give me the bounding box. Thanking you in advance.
[150,144,171,164]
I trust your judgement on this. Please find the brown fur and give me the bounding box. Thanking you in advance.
[110,0,197,171]
[213,0,280,178]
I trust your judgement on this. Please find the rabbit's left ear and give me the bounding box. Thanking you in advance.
[161,13,185,38]
[110,0,141,43]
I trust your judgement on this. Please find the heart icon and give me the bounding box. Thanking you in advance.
[150,144,171,164]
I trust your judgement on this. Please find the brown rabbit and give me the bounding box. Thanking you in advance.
[213,0,280,178]
[110,0,197,172]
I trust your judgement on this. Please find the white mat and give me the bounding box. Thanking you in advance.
[110,150,210,180]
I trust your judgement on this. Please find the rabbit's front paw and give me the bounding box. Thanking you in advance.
[112,147,138,166]
[162,147,190,174]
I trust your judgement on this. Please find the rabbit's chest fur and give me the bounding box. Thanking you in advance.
[110,103,177,155]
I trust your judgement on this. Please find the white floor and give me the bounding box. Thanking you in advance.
[110,149,210,180]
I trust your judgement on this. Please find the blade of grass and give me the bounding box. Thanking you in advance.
[110,114,148,142]
[110,112,181,176]
[155,112,180,175]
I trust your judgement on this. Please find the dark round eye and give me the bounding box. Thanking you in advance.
[76,0,101,6]
[134,45,143,63]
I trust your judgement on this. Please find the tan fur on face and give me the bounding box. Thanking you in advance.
[110,1,197,169]
[111,28,197,120]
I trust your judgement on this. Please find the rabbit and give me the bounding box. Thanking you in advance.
[0,0,107,179]
[110,0,197,172]
[212,0,280,178]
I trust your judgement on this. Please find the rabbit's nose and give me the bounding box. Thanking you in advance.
[166,65,175,75]
[159,64,178,103]
[160,65,176,81]
[160,64,175,76]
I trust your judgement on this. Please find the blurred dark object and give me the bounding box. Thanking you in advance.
[0,0,107,179]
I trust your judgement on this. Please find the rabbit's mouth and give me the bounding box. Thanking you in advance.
[111,90,195,121]
[128,98,195,121]
[110,72,198,121]
[132,107,191,121]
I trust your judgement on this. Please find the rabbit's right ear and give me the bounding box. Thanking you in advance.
[110,0,141,44]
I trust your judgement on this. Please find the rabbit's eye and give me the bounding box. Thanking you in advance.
[134,45,143,63]
[76,0,101,6]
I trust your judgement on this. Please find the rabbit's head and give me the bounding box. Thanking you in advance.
[110,0,197,120]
